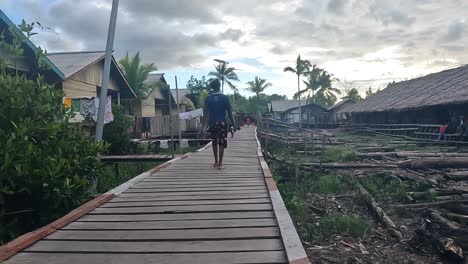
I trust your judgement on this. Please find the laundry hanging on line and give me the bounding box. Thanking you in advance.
[179,108,203,120]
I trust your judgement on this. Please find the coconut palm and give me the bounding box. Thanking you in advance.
[119,52,160,99]
[246,76,272,121]
[208,60,239,93]
[300,64,322,103]
[284,54,312,127]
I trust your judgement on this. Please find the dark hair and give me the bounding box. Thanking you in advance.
[210,79,221,92]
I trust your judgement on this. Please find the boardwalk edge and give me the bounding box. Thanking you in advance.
[0,147,199,262]
[255,128,310,264]
[0,194,113,262]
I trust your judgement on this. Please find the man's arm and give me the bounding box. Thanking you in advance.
[201,100,209,137]
[226,97,236,128]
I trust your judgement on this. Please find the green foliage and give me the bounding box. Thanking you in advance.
[103,105,133,154]
[119,52,160,99]
[0,20,107,244]
[208,61,239,93]
[320,214,370,238]
[359,173,408,202]
[97,162,160,193]
[186,75,210,108]
[312,175,347,194]
[322,147,357,162]
[342,88,363,102]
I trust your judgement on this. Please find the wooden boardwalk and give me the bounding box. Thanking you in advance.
[3,127,308,264]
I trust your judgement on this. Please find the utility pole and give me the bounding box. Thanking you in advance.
[175,76,182,153]
[167,84,175,158]
[95,0,119,142]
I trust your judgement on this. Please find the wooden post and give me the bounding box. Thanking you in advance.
[320,135,325,170]
[265,118,269,152]
[167,84,175,159]
[114,162,119,178]
[175,76,182,153]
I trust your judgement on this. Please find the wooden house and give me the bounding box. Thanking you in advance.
[47,51,136,103]
[340,65,468,128]
[327,99,356,124]
[0,10,63,83]
[134,73,178,117]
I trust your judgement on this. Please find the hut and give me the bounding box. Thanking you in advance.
[327,99,356,124]
[340,65,468,128]
[283,103,327,126]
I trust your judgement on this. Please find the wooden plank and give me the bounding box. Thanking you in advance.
[65,218,277,230]
[91,203,272,214]
[80,211,275,222]
[5,251,287,264]
[117,190,268,197]
[101,198,271,207]
[138,179,265,185]
[24,239,284,253]
[45,227,280,240]
[126,186,266,192]
[109,193,270,202]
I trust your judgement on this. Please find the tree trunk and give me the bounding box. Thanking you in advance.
[297,73,302,128]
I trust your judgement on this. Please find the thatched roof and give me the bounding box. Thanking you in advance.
[341,64,468,113]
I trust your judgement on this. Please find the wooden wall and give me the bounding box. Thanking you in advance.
[70,61,119,91]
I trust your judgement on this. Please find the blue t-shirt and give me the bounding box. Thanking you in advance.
[204,93,231,124]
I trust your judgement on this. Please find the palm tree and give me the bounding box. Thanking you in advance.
[246,76,272,121]
[119,52,160,99]
[284,54,312,127]
[208,60,239,94]
[300,65,322,103]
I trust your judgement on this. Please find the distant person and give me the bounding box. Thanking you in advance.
[438,124,447,141]
[229,125,235,138]
[201,79,236,169]
[246,117,251,127]
[457,116,466,140]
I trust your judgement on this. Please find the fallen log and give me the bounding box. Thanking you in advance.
[398,158,468,170]
[393,199,468,209]
[430,211,461,230]
[357,184,403,240]
[436,194,468,202]
[445,171,468,181]
[301,162,397,169]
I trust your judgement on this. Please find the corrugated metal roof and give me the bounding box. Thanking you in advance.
[270,100,301,112]
[47,51,105,78]
[0,10,64,79]
[171,88,190,104]
[342,64,468,113]
[327,99,356,111]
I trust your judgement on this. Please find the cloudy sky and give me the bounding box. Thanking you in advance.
[2,0,468,98]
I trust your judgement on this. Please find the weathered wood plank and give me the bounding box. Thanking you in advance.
[79,211,275,221]
[91,203,272,214]
[45,227,280,240]
[5,251,287,264]
[117,189,268,197]
[65,218,277,230]
[101,198,271,207]
[126,186,266,192]
[110,193,270,202]
[25,239,284,253]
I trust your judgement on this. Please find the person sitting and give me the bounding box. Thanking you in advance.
[438,124,447,141]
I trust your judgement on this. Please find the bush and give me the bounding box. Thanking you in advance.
[322,147,356,162]
[320,214,369,238]
[103,105,133,154]
[0,21,107,244]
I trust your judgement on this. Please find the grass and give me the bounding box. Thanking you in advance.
[322,147,357,162]
[312,175,348,194]
[358,173,408,202]
[97,162,161,193]
[320,214,370,238]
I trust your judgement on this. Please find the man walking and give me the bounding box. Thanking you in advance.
[202,79,236,169]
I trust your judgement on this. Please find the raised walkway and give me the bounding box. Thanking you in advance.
[2,127,309,264]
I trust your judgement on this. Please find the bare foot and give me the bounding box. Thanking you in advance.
[218,164,225,169]
[213,163,218,167]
